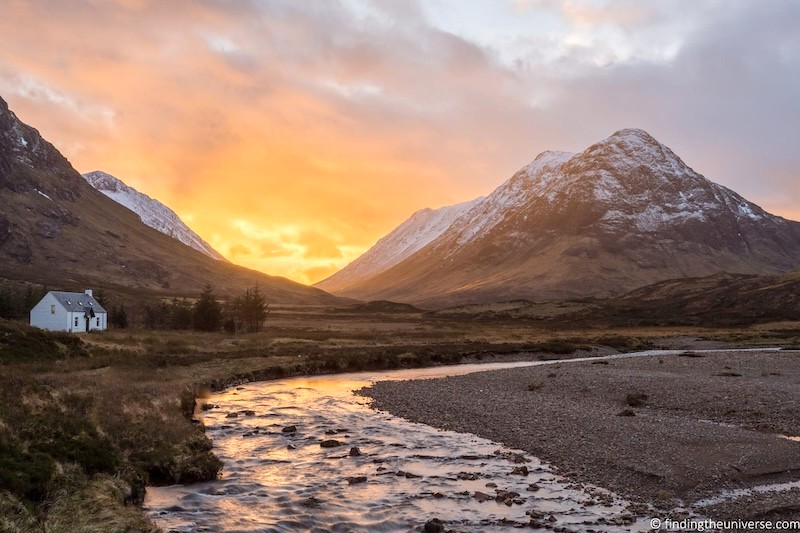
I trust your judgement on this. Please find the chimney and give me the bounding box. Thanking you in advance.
[85,289,93,297]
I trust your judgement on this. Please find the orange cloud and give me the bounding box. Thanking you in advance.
[1,1,798,286]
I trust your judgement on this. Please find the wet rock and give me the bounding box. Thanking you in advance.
[497,451,530,464]
[301,496,321,508]
[485,482,498,488]
[423,518,445,533]
[396,470,421,479]
[225,412,239,419]
[527,483,541,492]
[201,403,219,411]
[349,447,362,457]
[346,475,367,485]
[495,489,522,506]
[320,439,343,448]
[287,444,297,450]
[457,472,480,480]
[510,465,529,476]
[473,491,494,502]
[242,410,256,416]
[325,429,338,435]
[432,492,445,499]
[282,425,297,433]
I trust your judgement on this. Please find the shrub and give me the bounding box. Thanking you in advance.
[0,440,55,502]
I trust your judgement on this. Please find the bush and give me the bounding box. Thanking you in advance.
[0,440,55,502]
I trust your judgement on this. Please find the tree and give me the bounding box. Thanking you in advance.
[110,305,128,329]
[193,285,222,332]
[168,298,194,330]
[232,285,269,333]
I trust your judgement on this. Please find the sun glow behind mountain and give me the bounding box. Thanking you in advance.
[1,1,799,283]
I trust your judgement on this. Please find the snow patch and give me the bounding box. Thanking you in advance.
[36,189,52,201]
[82,171,227,261]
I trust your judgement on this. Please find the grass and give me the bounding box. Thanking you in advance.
[2,308,800,530]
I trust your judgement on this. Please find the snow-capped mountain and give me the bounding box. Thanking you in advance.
[316,197,481,294]
[82,170,227,262]
[320,129,800,307]
[0,95,341,304]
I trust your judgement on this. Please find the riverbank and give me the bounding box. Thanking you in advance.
[3,310,800,531]
[362,349,800,521]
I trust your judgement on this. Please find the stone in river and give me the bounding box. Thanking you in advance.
[282,425,297,433]
[320,439,343,448]
[349,446,362,457]
[423,518,445,533]
[473,491,494,502]
[225,412,239,419]
[346,476,367,485]
[510,465,529,476]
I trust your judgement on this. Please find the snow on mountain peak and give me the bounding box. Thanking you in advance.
[82,170,228,262]
[315,197,482,292]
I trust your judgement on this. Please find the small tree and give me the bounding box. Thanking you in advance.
[110,305,128,329]
[193,284,222,332]
[233,285,269,333]
[168,298,194,330]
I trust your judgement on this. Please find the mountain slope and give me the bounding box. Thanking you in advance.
[325,129,800,307]
[0,96,340,304]
[315,197,481,294]
[82,170,227,262]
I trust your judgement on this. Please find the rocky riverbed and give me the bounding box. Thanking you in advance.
[362,349,800,522]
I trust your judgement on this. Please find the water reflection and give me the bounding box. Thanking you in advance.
[145,358,670,532]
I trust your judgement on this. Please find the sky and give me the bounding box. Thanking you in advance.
[1,0,799,284]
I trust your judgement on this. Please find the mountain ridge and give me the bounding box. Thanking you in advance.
[318,128,800,307]
[0,95,341,304]
[82,170,227,262]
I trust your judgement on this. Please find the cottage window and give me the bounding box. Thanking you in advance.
[50,304,55,314]
[74,317,78,327]
[96,318,100,327]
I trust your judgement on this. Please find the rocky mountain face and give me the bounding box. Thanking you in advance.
[0,95,340,304]
[321,129,800,307]
[83,170,227,262]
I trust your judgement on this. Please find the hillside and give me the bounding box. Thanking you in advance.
[0,96,340,304]
[83,170,227,262]
[321,129,800,307]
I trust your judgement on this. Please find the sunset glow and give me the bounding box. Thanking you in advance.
[2,1,799,283]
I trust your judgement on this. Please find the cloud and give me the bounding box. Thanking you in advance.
[0,0,798,284]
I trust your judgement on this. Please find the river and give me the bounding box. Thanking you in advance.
[145,350,736,532]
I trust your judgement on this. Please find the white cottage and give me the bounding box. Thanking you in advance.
[30,289,108,332]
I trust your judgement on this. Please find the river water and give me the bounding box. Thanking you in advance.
[144,351,724,532]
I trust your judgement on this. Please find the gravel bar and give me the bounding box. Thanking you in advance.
[361,349,800,520]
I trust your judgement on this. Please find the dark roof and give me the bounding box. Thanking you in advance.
[49,291,107,314]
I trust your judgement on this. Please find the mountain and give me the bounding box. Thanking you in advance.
[320,129,800,307]
[0,95,340,304]
[316,197,481,294]
[82,170,227,262]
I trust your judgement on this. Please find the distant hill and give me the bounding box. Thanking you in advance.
[83,170,227,262]
[319,129,800,307]
[0,95,341,304]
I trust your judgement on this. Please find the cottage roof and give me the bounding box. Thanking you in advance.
[49,292,108,314]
